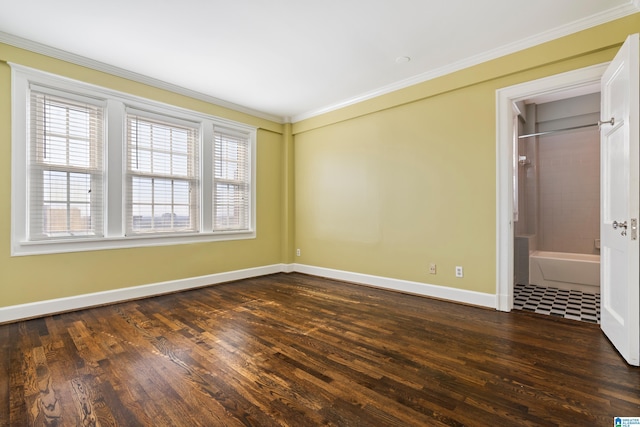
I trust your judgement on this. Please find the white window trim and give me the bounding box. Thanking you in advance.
[11,64,257,256]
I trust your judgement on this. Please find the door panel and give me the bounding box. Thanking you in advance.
[600,33,640,366]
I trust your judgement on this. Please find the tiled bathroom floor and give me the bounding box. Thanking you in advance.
[513,283,601,324]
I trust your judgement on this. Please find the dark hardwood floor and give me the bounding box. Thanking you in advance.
[0,273,638,426]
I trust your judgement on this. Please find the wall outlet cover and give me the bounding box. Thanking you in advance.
[455,266,464,278]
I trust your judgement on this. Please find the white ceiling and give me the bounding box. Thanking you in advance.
[1,0,638,122]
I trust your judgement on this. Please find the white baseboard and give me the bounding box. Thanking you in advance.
[0,264,286,324]
[498,292,513,312]
[0,263,497,323]
[281,263,296,273]
[294,264,497,309]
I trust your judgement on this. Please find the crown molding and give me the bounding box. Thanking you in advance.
[0,31,286,124]
[291,1,640,123]
[2,0,639,126]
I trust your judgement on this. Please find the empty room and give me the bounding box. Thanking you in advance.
[1,1,639,425]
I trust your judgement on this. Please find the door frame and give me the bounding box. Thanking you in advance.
[495,63,609,311]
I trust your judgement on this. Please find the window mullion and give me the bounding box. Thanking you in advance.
[106,99,124,237]
[201,123,212,231]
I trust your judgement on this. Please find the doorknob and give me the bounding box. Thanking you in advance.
[613,220,627,229]
[613,220,628,236]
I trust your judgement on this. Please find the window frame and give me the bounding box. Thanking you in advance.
[213,126,253,232]
[125,109,201,236]
[11,64,257,256]
[28,87,106,241]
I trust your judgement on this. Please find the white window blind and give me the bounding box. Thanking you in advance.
[213,127,251,231]
[126,112,200,234]
[29,90,104,240]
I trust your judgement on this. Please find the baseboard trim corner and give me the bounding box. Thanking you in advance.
[1,263,497,324]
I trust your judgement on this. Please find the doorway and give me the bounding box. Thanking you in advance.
[512,91,601,323]
[497,35,640,366]
[495,63,608,313]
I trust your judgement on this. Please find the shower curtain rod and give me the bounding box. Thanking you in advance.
[518,122,599,139]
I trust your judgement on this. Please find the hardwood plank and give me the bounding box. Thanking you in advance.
[0,324,11,427]
[1,272,639,426]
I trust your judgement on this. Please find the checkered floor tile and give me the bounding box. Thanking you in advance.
[513,283,600,324]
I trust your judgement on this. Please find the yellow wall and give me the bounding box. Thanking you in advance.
[2,13,640,309]
[0,44,286,307]
[293,14,640,294]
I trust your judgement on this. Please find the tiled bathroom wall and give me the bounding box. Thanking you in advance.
[515,104,539,239]
[533,92,601,255]
[515,92,601,257]
[537,127,600,254]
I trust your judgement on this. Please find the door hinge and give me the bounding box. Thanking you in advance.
[632,218,638,241]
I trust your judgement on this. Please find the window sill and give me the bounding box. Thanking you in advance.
[12,230,256,257]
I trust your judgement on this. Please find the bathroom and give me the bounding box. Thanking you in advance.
[513,91,601,323]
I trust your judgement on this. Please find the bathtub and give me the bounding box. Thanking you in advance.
[529,250,600,293]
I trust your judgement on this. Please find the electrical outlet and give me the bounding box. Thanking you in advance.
[455,266,464,278]
[429,263,437,274]
[296,248,301,256]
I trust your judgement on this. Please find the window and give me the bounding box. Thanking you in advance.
[126,112,199,234]
[29,90,104,240]
[214,127,251,231]
[11,64,256,256]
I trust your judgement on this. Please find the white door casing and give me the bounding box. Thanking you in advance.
[496,64,607,311]
[599,33,640,367]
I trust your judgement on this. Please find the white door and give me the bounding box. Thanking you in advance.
[600,33,640,366]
